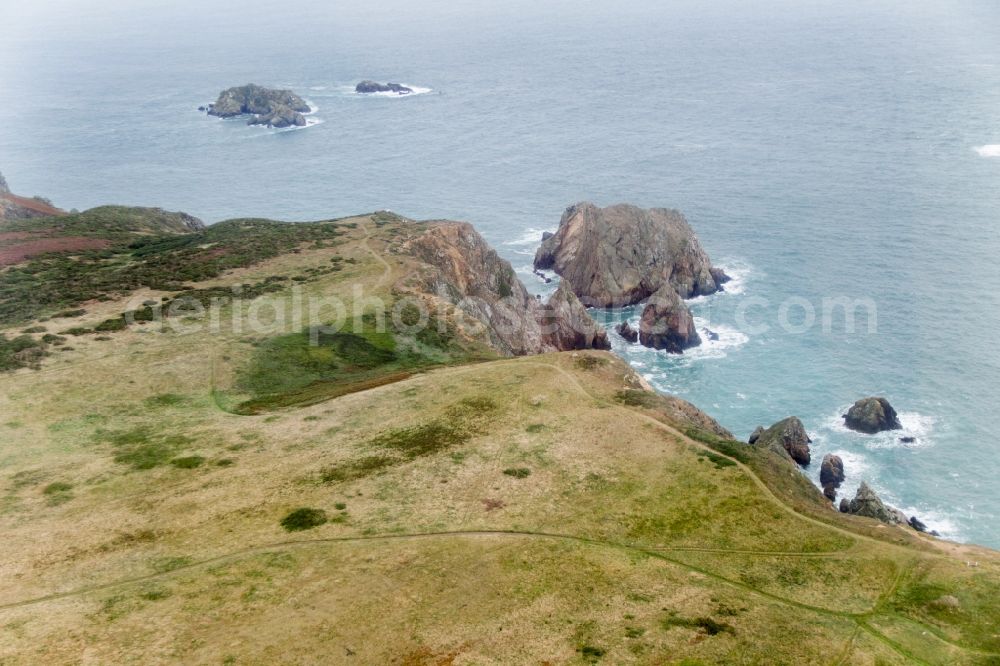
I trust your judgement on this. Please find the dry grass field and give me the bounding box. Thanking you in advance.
[1,213,998,664]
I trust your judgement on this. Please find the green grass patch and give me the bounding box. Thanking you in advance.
[697,450,737,469]
[42,482,73,494]
[231,310,492,414]
[0,333,48,371]
[143,393,186,408]
[575,355,608,370]
[319,455,396,483]
[98,427,194,470]
[615,389,659,408]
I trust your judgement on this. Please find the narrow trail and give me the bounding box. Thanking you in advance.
[360,218,393,289]
[0,529,896,617]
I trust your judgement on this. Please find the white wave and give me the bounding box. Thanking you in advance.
[717,261,752,295]
[974,144,1000,158]
[687,319,749,360]
[896,504,966,542]
[503,226,557,247]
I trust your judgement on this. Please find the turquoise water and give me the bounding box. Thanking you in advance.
[2,1,999,544]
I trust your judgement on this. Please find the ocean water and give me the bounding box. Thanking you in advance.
[2,0,999,545]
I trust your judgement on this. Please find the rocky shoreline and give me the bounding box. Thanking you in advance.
[743,395,937,536]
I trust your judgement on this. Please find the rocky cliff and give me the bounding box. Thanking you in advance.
[206,84,310,128]
[534,202,727,307]
[401,221,609,355]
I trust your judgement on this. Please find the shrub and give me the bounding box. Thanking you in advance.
[281,507,328,531]
[94,317,127,332]
[170,456,205,469]
[503,467,531,479]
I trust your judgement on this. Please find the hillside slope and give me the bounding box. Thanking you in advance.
[0,211,998,664]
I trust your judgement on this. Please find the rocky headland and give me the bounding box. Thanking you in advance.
[534,202,728,353]
[205,84,311,128]
[355,81,414,95]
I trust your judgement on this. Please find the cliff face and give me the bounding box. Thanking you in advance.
[402,221,608,355]
[0,172,65,222]
[534,202,727,307]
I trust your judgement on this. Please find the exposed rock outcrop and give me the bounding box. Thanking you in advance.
[206,84,310,128]
[748,426,764,444]
[400,221,608,356]
[753,417,812,466]
[356,81,413,95]
[0,171,8,194]
[638,284,700,353]
[839,482,907,525]
[533,202,728,307]
[616,321,638,343]
[820,454,845,501]
[539,283,610,351]
[843,397,902,434]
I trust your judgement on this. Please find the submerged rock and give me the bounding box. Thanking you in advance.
[839,482,907,525]
[533,202,728,307]
[638,284,700,353]
[207,84,310,127]
[356,80,413,95]
[753,417,812,466]
[844,397,902,434]
[820,454,845,501]
[616,321,639,343]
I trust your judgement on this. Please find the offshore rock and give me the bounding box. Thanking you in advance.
[844,397,902,434]
[533,202,728,307]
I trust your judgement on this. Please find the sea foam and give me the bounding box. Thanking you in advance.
[974,144,1000,158]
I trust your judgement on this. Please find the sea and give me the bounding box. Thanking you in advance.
[2,0,998,546]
